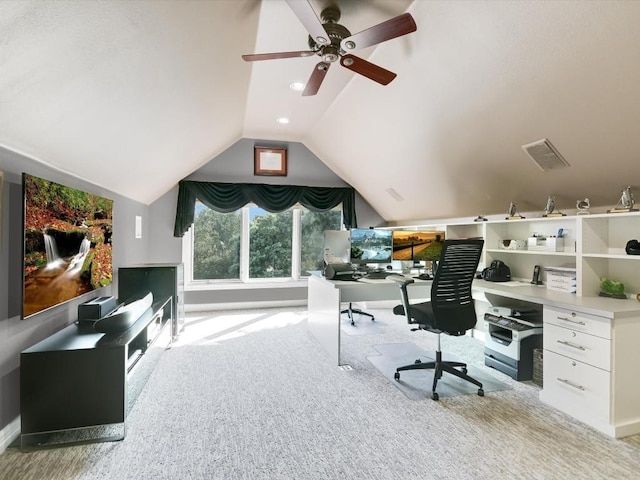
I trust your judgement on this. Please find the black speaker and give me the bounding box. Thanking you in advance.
[77,296,118,322]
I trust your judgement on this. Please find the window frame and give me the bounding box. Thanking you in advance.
[182,203,342,287]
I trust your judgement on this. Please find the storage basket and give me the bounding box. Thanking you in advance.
[533,348,543,387]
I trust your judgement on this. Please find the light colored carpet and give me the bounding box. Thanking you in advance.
[1,307,640,480]
[340,314,388,336]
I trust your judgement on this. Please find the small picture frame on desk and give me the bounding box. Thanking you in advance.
[254,147,287,176]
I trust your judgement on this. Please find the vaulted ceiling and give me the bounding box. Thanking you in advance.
[2,1,640,223]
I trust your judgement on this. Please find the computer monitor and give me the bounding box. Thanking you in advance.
[392,230,445,263]
[349,228,393,264]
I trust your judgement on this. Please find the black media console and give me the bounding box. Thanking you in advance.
[20,296,172,450]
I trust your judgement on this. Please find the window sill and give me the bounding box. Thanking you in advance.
[185,279,309,292]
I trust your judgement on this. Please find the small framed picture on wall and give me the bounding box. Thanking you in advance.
[254,147,287,176]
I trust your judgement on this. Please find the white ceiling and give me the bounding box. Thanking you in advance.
[2,0,640,224]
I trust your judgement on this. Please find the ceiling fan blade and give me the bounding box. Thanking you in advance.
[242,50,316,62]
[302,62,330,96]
[285,0,330,46]
[339,54,396,85]
[340,13,417,51]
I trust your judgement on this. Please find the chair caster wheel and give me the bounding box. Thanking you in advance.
[351,321,355,326]
[414,359,422,364]
[431,392,439,401]
[478,388,484,397]
[462,367,468,374]
[394,372,400,381]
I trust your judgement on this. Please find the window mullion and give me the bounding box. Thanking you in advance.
[182,226,194,283]
[292,209,301,280]
[240,207,250,282]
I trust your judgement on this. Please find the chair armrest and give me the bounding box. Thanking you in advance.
[387,274,415,287]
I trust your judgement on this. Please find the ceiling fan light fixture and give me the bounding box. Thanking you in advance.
[321,46,339,63]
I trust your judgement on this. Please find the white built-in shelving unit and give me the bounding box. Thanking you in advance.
[389,211,640,299]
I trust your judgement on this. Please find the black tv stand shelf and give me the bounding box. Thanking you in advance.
[19,296,173,450]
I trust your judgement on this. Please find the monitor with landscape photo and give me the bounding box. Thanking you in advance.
[392,230,445,263]
[349,228,393,264]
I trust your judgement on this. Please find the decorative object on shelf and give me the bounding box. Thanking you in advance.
[506,201,525,220]
[625,239,640,255]
[599,278,626,299]
[474,215,488,222]
[576,198,591,215]
[499,239,527,250]
[528,234,564,252]
[254,146,287,176]
[608,186,638,213]
[542,195,566,217]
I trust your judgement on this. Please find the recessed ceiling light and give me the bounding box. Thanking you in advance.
[289,82,305,91]
[276,117,290,124]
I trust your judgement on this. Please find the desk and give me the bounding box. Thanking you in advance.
[307,274,640,438]
[307,274,429,365]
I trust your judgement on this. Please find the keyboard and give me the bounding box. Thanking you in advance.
[365,271,389,279]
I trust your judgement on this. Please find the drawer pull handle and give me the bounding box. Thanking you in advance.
[557,378,585,391]
[557,316,586,326]
[557,340,586,351]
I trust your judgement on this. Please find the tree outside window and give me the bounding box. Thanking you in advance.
[249,207,292,278]
[190,203,342,282]
[192,206,241,280]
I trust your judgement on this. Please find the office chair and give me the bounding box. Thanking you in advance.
[342,303,375,326]
[390,239,484,400]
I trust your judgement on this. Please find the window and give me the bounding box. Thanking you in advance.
[249,207,293,278]
[184,203,342,283]
[192,206,241,280]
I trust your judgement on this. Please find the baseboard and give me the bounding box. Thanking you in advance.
[0,416,20,453]
[185,299,307,313]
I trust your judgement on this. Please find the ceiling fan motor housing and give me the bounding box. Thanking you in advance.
[308,8,351,62]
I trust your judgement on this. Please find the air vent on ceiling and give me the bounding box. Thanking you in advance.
[522,139,570,171]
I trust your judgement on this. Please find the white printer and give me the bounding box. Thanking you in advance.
[484,306,543,381]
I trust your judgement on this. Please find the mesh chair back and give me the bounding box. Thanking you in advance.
[430,239,484,335]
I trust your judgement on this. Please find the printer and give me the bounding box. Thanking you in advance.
[484,306,543,381]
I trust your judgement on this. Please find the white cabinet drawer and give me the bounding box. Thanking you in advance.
[543,305,611,339]
[544,323,611,371]
[543,350,610,424]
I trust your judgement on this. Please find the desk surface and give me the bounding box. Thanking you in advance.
[319,273,640,319]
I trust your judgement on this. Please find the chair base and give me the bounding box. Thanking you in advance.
[341,302,375,326]
[394,350,484,400]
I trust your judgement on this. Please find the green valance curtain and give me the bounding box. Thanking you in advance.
[174,180,358,237]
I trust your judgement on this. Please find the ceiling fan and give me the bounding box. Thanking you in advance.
[242,0,417,96]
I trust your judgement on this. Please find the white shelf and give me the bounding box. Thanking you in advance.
[486,249,575,257]
[582,253,640,260]
[393,210,640,298]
